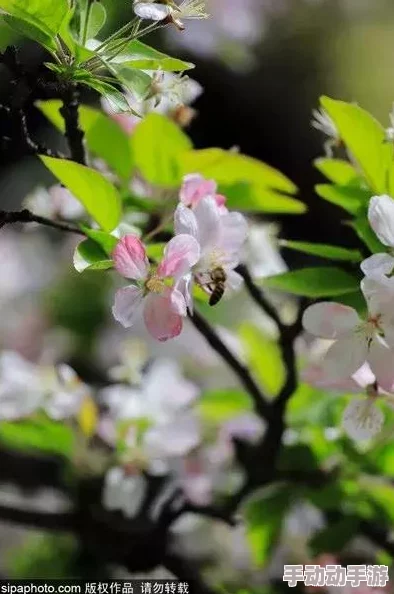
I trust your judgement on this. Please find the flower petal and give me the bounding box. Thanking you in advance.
[157,234,200,279]
[368,195,394,247]
[174,273,194,313]
[133,2,170,20]
[360,253,394,280]
[342,397,384,441]
[174,203,199,238]
[113,235,149,281]
[112,285,144,328]
[193,196,221,250]
[368,339,394,392]
[226,270,244,292]
[219,211,248,257]
[180,174,217,207]
[302,302,360,339]
[323,332,368,379]
[143,290,183,341]
[170,287,188,316]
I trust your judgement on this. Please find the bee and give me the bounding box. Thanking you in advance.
[207,267,227,306]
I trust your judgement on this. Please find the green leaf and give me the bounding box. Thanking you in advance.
[40,156,121,232]
[261,267,360,298]
[197,389,252,422]
[108,39,194,72]
[80,77,132,113]
[280,240,362,262]
[80,225,118,256]
[309,516,359,556]
[112,67,152,102]
[243,485,293,567]
[349,215,386,253]
[180,148,297,195]
[85,0,106,40]
[239,323,285,396]
[315,184,370,215]
[3,15,55,51]
[219,182,306,214]
[321,96,393,194]
[314,158,360,186]
[73,238,113,273]
[0,416,74,457]
[0,0,69,43]
[38,100,134,179]
[132,113,192,187]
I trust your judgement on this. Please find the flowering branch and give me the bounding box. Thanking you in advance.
[0,209,86,235]
[189,309,272,422]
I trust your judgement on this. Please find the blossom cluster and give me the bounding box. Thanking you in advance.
[302,195,394,440]
[112,174,248,341]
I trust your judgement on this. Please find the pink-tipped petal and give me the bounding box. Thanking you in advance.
[174,274,194,314]
[143,290,183,342]
[302,302,360,339]
[157,234,200,279]
[113,235,149,281]
[112,285,144,328]
[180,174,217,207]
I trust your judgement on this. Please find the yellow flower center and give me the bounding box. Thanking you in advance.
[145,275,166,294]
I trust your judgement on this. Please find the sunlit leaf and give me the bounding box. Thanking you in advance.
[197,389,252,422]
[280,240,362,262]
[109,39,194,72]
[315,184,370,215]
[132,113,192,186]
[321,96,393,194]
[261,267,360,298]
[314,158,360,186]
[41,156,121,232]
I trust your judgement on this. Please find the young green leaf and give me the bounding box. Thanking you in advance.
[349,215,386,254]
[80,226,118,256]
[314,158,360,186]
[220,181,306,214]
[108,39,194,72]
[315,184,370,215]
[0,0,70,46]
[180,148,298,195]
[37,100,134,179]
[132,113,192,186]
[320,96,393,194]
[40,156,121,232]
[85,0,106,41]
[280,240,362,262]
[261,267,360,297]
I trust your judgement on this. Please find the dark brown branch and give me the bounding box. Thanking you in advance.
[0,209,86,235]
[237,264,284,331]
[60,84,86,165]
[0,504,77,532]
[189,310,272,422]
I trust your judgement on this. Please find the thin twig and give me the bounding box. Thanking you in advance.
[189,310,272,422]
[0,209,86,236]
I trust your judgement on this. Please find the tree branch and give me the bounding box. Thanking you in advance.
[60,84,86,165]
[0,209,86,235]
[189,309,272,422]
[0,504,77,532]
[237,264,284,330]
